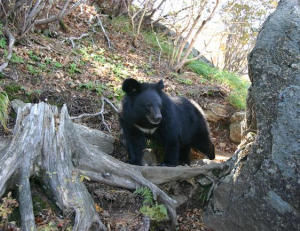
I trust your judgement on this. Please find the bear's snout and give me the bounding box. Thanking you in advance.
[147,113,162,125]
[152,114,162,124]
[148,106,162,125]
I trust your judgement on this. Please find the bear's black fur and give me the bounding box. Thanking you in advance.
[119,78,215,166]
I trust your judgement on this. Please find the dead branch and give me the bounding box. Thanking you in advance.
[151,25,163,64]
[34,0,86,26]
[96,15,112,48]
[0,29,16,73]
[70,97,118,132]
[174,0,220,71]
[67,33,89,48]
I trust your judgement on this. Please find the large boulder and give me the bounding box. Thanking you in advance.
[203,1,300,230]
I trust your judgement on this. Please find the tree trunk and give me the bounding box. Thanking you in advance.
[0,101,225,230]
[203,1,300,230]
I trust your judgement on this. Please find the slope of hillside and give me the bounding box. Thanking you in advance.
[0,2,242,230]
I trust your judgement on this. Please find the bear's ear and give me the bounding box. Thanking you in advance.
[122,78,141,94]
[157,80,164,90]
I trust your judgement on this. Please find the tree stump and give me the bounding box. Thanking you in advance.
[0,102,226,230]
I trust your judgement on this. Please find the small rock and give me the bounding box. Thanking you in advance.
[230,111,245,123]
[229,112,245,143]
[229,122,242,143]
[102,210,110,218]
[205,103,228,123]
[219,142,226,148]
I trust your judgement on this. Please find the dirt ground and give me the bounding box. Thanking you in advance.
[0,1,239,230]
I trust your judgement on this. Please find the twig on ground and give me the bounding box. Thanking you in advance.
[96,15,112,48]
[70,97,119,132]
[0,29,16,73]
[66,33,89,48]
[103,97,119,114]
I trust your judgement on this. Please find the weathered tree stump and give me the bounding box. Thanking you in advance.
[0,102,226,230]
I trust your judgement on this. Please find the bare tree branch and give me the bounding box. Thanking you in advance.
[34,0,86,26]
[174,0,220,71]
[0,29,16,73]
[96,15,112,48]
[70,97,118,132]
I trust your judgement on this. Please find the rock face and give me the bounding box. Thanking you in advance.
[204,1,300,230]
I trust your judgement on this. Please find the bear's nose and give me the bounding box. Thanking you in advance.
[153,115,162,124]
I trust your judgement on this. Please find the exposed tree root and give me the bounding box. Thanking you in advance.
[0,102,226,230]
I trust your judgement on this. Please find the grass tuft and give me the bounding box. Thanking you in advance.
[0,91,10,132]
[186,60,250,109]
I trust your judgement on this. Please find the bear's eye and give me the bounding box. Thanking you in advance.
[145,103,151,108]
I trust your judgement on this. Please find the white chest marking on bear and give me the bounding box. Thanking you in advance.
[134,124,158,135]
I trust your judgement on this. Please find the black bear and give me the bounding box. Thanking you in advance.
[119,78,215,166]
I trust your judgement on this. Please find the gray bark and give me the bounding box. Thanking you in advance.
[203,1,300,230]
[0,103,106,231]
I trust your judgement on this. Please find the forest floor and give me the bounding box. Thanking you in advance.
[0,2,240,230]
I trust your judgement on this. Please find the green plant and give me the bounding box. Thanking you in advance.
[79,81,95,90]
[0,23,3,36]
[28,51,41,61]
[68,62,82,74]
[38,63,47,71]
[3,83,21,100]
[175,77,193,85]
[0,38,6,49]
[0,192,18,230]
[110,16,132,34]
[186,60,250,109]
[95,84,107,96]
[78,47,107,67]
[54,61,63,68]
[0,23,6,49]
[0,90,10,132]
[107,84,124,101]
[134,187,168,222]
[143,31,172,54]
[10,53,24,64]
[20,86,42,97]
[93,53,106,63]
[27,64,40,75]
[45,58,52,65]
[112,63,129,79]
[78,82,107,96]
[196,185,212,206]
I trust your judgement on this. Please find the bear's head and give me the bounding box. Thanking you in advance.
[122,78,164,125]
